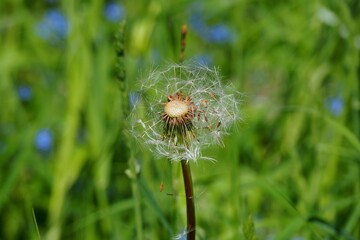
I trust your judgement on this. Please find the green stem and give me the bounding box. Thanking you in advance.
[130,157,143,240]
[181,160,196,240]
[115,21,143,240]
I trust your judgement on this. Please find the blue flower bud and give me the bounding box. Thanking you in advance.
[35,128,53,153]
[36,9,68,42]
[104,3,125,22]
[17,85,32,102]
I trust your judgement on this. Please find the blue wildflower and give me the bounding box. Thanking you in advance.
[325,96,343,116]
[35,129,53,153]
[205,24,234,43]
[36,9,68,41]
[191,22,235,44]
[104,2,124,22]
[17,85,32,102]
[188,4,235,44]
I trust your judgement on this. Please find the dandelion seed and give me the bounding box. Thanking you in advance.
[130,61,241,162]
[173,228,188,240]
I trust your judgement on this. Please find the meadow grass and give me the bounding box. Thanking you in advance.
[0,0,360,239]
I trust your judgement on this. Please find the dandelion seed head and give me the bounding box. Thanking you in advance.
[130,61,241,162]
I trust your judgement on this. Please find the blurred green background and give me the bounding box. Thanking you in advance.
[1,0,360,239]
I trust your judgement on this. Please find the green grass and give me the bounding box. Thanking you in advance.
[1,0,360,239]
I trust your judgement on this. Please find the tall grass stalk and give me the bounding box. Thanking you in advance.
[116,21,144,240]
[32,208,41,240]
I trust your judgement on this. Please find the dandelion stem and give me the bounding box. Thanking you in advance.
[179,23,195,239]
[181,160,196,240]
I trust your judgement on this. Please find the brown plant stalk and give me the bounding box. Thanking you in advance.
[179,24,196,240]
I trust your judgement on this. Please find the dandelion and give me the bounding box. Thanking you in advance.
[131,60,240,240]
[130,25,240,240]
[131,61,240,162]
